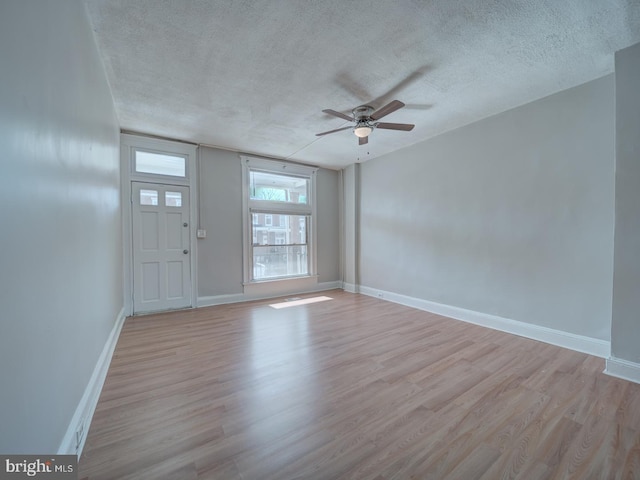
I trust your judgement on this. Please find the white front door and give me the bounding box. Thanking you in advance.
[131,182,192,314]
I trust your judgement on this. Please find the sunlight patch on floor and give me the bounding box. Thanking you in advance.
[269,296,332,309]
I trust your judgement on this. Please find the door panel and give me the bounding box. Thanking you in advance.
[132,182,191,313]
[165,213,183,249]
[140,212,159,250]
[167,261,185,299]
[141,262,161,302]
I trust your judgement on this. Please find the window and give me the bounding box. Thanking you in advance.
[135,150,186,177]
[250,171,308,204]
[165,191,182,207]
[252,213,307,277]
[140,189,158,206]
[242,156,317,283]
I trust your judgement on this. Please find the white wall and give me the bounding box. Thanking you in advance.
[0,1,122,453]
[612,42,640,363]
[197,146,341,299]
[358,75,615,341]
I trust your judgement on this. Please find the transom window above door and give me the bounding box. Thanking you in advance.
[134,150,186,177]
[124,135,194,186]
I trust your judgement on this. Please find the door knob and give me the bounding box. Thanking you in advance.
[183,249,189,254]
[183,222,188,227]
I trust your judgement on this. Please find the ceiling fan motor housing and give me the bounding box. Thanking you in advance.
[353,105,375,122]
[353,105,376,134]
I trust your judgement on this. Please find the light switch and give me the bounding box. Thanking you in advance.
[197,229,207,239]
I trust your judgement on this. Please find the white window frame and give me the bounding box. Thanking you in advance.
[241,155,318,293]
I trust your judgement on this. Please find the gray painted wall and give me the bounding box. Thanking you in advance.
[316,168,341,283]
[197,147,341,298]
[197,147,244,296]
[358,75,615,341]
[0,1,122,453]
[342,164,359,287]
[612,43,640,363]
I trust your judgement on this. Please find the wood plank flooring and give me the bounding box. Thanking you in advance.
[78,290,640,479]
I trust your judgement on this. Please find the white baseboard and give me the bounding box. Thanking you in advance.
[197,292,245,307]
[198,281,343,307]
[604,357,640,384]
[58,307,126,457]
[358,286,611,358]
[342,282,359,293]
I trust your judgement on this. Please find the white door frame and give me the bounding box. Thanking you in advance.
[121,133,198,316]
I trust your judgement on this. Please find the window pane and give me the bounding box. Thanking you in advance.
[252,213,308,280]
[165,191,182,207]
[140,189,158,205]
[250,171,308,204]
[136,151,186,177]
[251,214,306,245]
[253,245,308,279]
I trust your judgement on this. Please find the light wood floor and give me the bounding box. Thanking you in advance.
[79,290,640,479]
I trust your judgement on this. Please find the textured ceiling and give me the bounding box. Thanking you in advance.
[84,0,640,169]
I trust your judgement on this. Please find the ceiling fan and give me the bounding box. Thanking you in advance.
[316,100,414,145]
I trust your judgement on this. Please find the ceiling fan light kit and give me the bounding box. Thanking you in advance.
[317,100,415,145]
[354,125,373,137]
